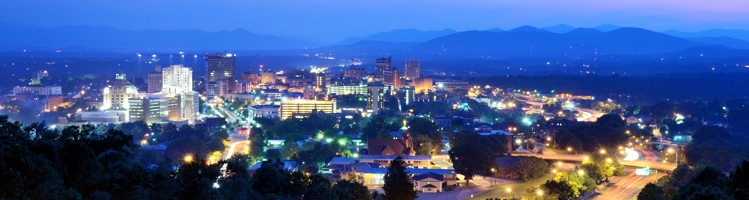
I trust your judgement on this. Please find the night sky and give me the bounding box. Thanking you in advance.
[1,0,747,42]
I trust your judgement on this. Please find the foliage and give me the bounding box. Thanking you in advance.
[333,180,374,200]
[553,115,628,153]
[637,183,669,200]
[413,135,435,155]
[383,156,417,200]
[550,171,596,198]
[510,156,550,181]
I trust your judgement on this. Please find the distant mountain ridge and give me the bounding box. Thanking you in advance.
[336,29,457,45]
[0,23,322,51]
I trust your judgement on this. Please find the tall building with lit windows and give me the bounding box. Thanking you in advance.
[147,66,163,93]
[404,59,420,80]
[367,82,386,113]
[102,74,138,110]
[205,53,236,92]
[375,57,392,79]
[162,64,193,95]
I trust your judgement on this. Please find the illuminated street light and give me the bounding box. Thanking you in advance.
[606,158,613,163]
[600,149,606,154]
[578,170,585,175]
[184,155,194,163]
[537,190,543,196]
[557,161,563,166]
[567,147,572,152]
[506,188,512,193]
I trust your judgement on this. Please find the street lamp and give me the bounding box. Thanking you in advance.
[578,170,585,176]
[537,190,544,196]
[491,168,496,187]
[668,147,678,164]
[600,149,607,154]
[184,155,194,163]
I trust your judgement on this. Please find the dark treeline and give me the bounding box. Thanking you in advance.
[469,73,749,104]
[0,115,377,200]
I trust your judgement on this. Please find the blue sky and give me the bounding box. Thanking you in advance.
[2,0,748,42]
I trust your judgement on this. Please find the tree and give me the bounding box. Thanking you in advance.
[637,183,669,200]
[407,118,439,136]
[729,160,749,199]
[510,156,549,181]
[383,156,417,200]
[413,135,434,155]
[333,180,374,200]
[449,143,494,186]
[691,125,729,144]
[541,180,575,200]
[281,140,301,159]
[377,129,392,139]
[451,118,465,129]
[175,156,222,200]
[551,171,596,198]
[363,117,388,141]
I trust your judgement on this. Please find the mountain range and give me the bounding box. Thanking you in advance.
[1,22,749,56]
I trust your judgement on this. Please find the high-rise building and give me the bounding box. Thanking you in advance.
[375,57,392,79]
[404,59,420,80]
[279,99,336,120]
[383,69,402,90]
[205,53,236,92]
[102,74,138,110]
[13,86,62,95]
[315,73,325,91]
[147,66,163,93]
[399,86,415,106]
[367,82,386,113]
[162,64,193,95]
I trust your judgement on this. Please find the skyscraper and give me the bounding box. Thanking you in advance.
[404,59,420,80]
[205,53,236,92]
[375,57,392,79]
[162,64,193,95]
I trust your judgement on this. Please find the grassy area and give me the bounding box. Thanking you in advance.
[472,177,551,199]
[545,148,569,155]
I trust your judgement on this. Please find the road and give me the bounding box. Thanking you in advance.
[575,107,604,122]
[592,169,665,200]
[515,153,677,172]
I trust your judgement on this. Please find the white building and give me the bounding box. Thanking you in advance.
[162,64,193,95]
[206,80,228,100]
[13,85,62,95]
[102,74,138,110]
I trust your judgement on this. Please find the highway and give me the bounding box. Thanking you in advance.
[592,169,665,200]
[515,153,677,172]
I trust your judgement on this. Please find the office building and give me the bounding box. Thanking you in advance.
[367,82,386,113]
[383,69,402,89]
[404,59,420,80]
[102,74,138,110]
[328,83,368,95]
[375,57,392,79]
[147,66,163,93]
[168,92,199,123]
[434,80,469,92]
[206,80,228,99]
[13,85,62,95]
[399,86,415,106]
[344,66,366,79]
[162,64,193,95]
[279,99,336,120]
[128,94,167,124]
[205,53,236,92]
